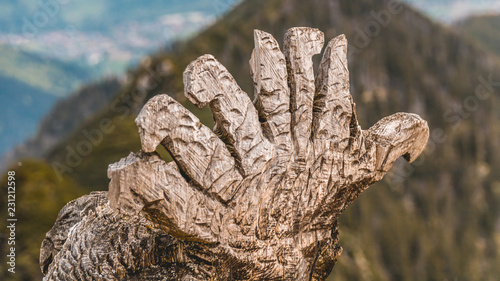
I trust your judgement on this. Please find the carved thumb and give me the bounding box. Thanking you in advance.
[367,112,429,172]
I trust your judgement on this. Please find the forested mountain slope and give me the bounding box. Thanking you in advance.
[0,45,93,157]
[457,14,500,58]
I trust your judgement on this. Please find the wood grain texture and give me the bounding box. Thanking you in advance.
[184,54,274,176]
[284,27,324,163]
[250,30,292,161]
[41,27,429,281]
[135,95,242,202]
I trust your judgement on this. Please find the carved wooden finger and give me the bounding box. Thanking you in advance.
[307,112,429,230]
[300,35,355,218]
[283,27,324,162]
[107,152,229,242]
[313,34,354,151]
[366,112,429,170]
[135,94,242,197]
[184,55,273,175]
[250,29,292,159]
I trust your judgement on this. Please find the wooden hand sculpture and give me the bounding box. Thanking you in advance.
[41,28,429,281]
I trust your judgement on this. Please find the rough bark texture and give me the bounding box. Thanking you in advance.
[41,27,429,280]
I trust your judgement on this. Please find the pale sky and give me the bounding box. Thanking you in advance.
[402,0,500,23]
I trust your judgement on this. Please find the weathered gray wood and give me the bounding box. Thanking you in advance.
[250,30,292,160]
[284,27,324,163]
[41,27,429,281]
[184,54,274,176]
[135,95,242,202]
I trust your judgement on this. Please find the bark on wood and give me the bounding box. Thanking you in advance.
[41,27,429,281]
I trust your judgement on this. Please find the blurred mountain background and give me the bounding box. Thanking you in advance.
[0,0,235,159]
[404,0,500,23]
[1,0,500,280]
